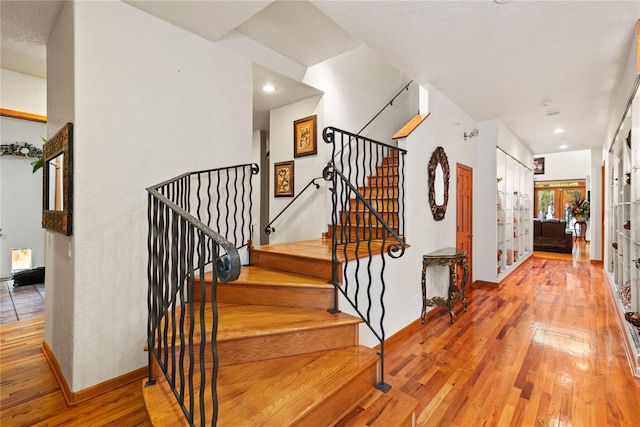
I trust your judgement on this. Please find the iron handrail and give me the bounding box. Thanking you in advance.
[323,126,407,394]
[332,80,412,161]
[146,163,258,426]
[147,186,241,283]
[325,165,405,259]
[265,176,323,235]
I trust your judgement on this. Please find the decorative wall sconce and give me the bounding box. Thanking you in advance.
[464,129,479,141]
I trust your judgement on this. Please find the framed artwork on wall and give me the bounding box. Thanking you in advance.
[293,115,317,158]
[274,160,294,197]
[533,157,545,175]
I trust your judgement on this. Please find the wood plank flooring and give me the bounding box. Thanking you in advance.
[384,244,640,426]
[2,242,639,426]
[0,317,150,426]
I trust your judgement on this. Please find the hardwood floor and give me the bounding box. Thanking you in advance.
[2,242,639,426]
[385,242,640,426]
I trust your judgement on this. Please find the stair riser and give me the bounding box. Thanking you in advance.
[341,211,399,227]
[252,250,335,282]
[358,187,399,198]
[219,324,359,366]
[376,165,399,177]
[330,225,400,241]
[354,198,398,211]
[382,156,400,167]
[163,324,359,368]
[368,176,399,186]
[292,361,378,427]
[191,282,333,309]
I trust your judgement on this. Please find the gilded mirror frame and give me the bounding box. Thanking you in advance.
[42,122,73,235]
[428,146,450,221]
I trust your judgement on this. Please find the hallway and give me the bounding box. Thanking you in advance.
[1,245,639,426]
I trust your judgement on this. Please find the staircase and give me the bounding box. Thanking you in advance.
[326,151,402,242]
[144,134,412,425]
[143,240,417,426]
[143,133,410,427]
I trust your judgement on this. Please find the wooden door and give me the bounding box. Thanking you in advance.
[456,164,473,284]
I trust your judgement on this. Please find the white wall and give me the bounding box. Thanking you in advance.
[268,95,325,243]
[0,69,47,115]
[45,0,75,386]
[532,149,593,241]
[0,117,47,278]
[46,0,253,392]
[533,149,591,182]
[0,69,47,279]
[303,45,418,151]
[590,147,603,260]
[348,83,477,345]
[475,119,533,283]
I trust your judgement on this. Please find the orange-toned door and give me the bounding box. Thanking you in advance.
[456,163,473,285]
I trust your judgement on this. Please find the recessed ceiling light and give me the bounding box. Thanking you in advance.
[559,144,568,149]
[262,85,276,92]
[494,0,512,3]
[553,128,564,134]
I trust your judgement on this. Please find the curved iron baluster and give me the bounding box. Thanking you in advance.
[323,126,406,392]
[146,163,257,425]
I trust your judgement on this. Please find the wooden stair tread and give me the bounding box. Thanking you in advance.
[253,239,333,261]
[165,303,362,342]
[218,304,361,340]
[203,265,332,288]
[143,346,380,426]
[217,346,379,425]
[333,388,418,427]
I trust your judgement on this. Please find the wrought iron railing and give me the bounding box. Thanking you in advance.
[146,163,258,426]
[323,126,406,391]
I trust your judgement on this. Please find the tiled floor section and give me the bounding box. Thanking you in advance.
[0,279,44,324]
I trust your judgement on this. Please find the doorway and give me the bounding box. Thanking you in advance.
[456,163,473,284]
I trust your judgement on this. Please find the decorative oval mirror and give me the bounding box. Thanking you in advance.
[428,146,450,221]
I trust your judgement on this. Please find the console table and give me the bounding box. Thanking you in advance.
[421,248,468,324]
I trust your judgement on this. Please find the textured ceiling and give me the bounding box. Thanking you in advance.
[236,1,362,67]
[0,0,64,78]
[312,0,639,154]
[2,0,639,154]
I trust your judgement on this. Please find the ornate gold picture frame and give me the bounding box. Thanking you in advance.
[293,115,317,158]
[274,160,294,197]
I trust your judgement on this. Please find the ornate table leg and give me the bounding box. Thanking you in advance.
[461,257,469,312]
[448,264,456,323]
[421,260,427,324]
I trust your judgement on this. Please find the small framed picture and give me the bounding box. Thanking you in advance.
[274,160,294,197]
[533,157,545,175]
[293,115,317,158]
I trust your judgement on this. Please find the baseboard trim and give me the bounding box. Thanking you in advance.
[376,306,451,352]
[375,318,423,352]
[41,340,147,406]
[590,259,603,266]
